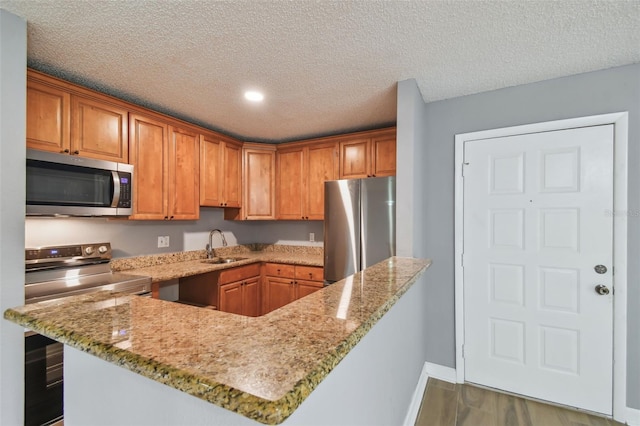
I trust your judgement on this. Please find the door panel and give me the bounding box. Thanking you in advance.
[463,125,614,415]
[169,126,199,220]
[128,114,168,220]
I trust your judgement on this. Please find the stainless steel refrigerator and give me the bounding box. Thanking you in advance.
[323,176,396,284]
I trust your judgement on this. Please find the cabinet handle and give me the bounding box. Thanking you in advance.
[170,216,174,219]
[61,149,70,154]
[73,150,80,155]
[164,216,169,220]
[220,203,224,206]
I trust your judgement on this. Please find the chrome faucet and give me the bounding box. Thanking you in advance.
[206,229,227,258]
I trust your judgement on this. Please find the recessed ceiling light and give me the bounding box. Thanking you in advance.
[244,90,264,102]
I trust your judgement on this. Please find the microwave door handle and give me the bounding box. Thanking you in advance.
[111,171,121,208]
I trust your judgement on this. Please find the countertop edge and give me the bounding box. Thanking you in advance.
[4,257,431,425]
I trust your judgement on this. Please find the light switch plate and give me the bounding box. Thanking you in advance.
[309,233,315,242]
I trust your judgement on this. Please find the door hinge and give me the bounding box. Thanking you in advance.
[462,344,466,358]
[461,253,465,267]
[462,162,469,177]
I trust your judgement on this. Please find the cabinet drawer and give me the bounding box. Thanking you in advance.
[295,266,324,282]
[264,263,295,278]
[218,263,261,284]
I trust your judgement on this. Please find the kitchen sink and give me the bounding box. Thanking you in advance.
[201,257,247,265]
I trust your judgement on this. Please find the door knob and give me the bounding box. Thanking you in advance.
[595,284,610,295]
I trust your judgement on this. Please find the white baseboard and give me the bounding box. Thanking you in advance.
[624,406,640,426]
[423,362,457,383]
[403,362,458,426]
[403,363,430,426]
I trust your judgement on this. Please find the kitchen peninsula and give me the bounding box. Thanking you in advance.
[5,257,430,425]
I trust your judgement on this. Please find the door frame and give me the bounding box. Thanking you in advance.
[454,112,629,422]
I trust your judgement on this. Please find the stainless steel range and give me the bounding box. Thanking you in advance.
[24,242,151,426]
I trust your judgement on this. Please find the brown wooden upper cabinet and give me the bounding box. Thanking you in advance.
[200,134,242,208]
[26,79,70,154]
[128,113,199,220]
[167,125,200,220]
[339,128,396,179]
[276,142,338,220]
[225,144,276,220]
[27,70,129,163]
[71,95,128,162]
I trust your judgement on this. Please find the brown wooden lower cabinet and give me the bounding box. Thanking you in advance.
[178,272,218,308]
[264,263,324,314]
[265,276,297,313]
[218,264,261,317]
[219,276,260,317]
[173,262,322,317]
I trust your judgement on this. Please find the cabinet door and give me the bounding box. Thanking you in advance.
[26,80,71,153]
[371,131,396,177]
[199,134,223,207]
[243,148,276,220]
[277,147,305,220]
[168,126,199,220]
[129,113,168,220]
[339,138,370,179]
[306,143,338,220]
[296,280,323,300]
[242,276,261,317]
[219,281,243,315]
[222,142,242,208]
[71,96,128,162]
[266,277,295,313]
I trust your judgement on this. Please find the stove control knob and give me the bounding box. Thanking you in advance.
[85,246,95,255]
[98,245,108,254]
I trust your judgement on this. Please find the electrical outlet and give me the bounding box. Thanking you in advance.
[157,236,170,248]
[309,232,315,242]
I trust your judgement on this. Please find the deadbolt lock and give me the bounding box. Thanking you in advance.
[594,265,608,274]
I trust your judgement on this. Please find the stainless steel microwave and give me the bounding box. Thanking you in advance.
[26,149,133,216]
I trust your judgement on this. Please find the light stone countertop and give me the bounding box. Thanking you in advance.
[110,244,324,282]
[4,256,431,425]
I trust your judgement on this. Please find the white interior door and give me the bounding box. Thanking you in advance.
[462,124,614,415]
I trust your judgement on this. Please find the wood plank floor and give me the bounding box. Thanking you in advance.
[415,378,623,426]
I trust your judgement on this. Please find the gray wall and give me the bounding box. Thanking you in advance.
[396,79,428,258]
[412,63,640,408]
[0,9,26,425]
[25,209,324,258]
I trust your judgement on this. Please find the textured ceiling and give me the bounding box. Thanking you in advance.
[1,1,639,142]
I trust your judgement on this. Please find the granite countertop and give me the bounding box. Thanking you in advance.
[5,256,430,425]
[110,244,324,282]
